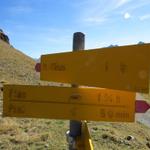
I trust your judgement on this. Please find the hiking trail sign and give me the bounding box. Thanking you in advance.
[40,44,150,93]
[3,42,150,150]
[3,85,135,122]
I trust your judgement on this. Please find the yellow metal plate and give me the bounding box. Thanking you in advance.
[41,44,150,93]
[76,121,94,150]
[3,85,135,122]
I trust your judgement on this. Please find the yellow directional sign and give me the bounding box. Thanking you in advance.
[3,85,135,122]
[41,44,150,93]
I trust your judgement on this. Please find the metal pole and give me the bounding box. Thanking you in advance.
[67,32,85,150]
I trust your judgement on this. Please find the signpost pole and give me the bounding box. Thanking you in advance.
[68,32,85,150]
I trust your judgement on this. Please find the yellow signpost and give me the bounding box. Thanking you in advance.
[76,121,94,150]
[3,85,135,122]
[41,44,150,93]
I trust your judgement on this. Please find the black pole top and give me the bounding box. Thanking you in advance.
[73,32,85,51]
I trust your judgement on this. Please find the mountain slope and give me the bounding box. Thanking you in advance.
[0,39,39,85]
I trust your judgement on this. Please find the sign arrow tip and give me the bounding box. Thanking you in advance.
[35,63,41,72]
[136,100,150,113]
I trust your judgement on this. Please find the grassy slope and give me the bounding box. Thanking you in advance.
[0,39,150,149]
[0,39,39,85]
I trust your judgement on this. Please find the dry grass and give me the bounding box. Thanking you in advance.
[89,121,150,150]
[0,117,68,150]
[0,39,39,85]
[0,39,150,149]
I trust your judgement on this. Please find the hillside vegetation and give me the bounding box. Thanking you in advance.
[0,39,39,85]
[0,39,150,149]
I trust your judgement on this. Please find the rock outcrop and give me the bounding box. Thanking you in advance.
[0,29,10,44]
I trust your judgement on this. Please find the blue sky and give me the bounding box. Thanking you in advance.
[0,0,150,58]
